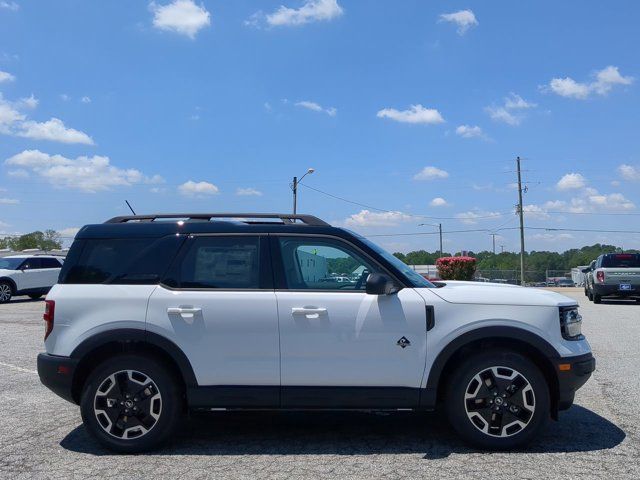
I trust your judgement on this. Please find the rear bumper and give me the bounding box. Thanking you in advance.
[593,283,639,297]
[37,353,79,404]
[556,352,595,410]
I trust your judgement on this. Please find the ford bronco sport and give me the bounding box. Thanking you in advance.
[37,213,594,452]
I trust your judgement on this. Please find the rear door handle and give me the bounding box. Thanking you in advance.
[167,307,202,315]
[291,307,327,315]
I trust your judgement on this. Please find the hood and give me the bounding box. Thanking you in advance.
[424,280,577,307]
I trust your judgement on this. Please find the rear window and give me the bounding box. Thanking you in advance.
[59,236,184,284]
[601,254,640,268]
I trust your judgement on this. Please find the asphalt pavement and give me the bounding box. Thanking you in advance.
[0,289,638,479]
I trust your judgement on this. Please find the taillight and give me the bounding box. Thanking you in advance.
[596,270,605,283]
[43,300,55,340]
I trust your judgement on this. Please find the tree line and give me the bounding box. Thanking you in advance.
[393,243,639,272]
[0,230,63,252]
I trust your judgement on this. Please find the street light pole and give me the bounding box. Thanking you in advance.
[418,222,443,258]
[291,168,315,215]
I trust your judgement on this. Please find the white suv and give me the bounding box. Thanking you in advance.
[37,213,594,453]
[0,254,64,303]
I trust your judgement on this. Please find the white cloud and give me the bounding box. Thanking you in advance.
[0,1,19,11]
[58,227,80,238]
[7,169,28,178]
[377,104,445,125]
[260,0,344,27]
[618,164,640,181]
[295,100,336,116]
[546,66,633,99]
[0,94,25,133]
[4,149,162,193]
[587,192,634,210]
[455,124,484,138]
[556,172,587,191]
[60,94,70,102]
[0,197,19,205]
[439,9,478,35]
[16,118,94,145]
[429,197,449,207]
[0,70,15,83]
[523,204,550,220]
[543,200,567,210]
[503,93,537,110]
[150,0,211,39]
[18,94,38,109]
[530,233,574,242]
[178,180,219,197]
[236,187,263,196]
[343,209,413,227]
[486,93,536,126]
[413,166,449,181]
[1,94,94,145]
[456,210,502,225]
[81,96,91,104]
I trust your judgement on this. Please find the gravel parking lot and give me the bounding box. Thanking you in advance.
[0,289,638,479]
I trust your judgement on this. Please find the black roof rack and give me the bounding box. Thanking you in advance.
[104,213,330,227]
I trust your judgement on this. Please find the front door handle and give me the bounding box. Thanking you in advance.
[291,307,327,315]
[167,307,202,315]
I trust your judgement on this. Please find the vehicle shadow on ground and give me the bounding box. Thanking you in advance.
[7,297,43,304]
[60,405,624,458]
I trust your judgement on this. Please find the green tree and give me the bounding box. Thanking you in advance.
[2,230,62,251]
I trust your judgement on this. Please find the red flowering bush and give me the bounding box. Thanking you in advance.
[436,256,477,281]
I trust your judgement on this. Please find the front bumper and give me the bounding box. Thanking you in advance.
[556,352,595,411]
[37,353,79,404]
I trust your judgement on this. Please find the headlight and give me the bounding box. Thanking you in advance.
[559,306,583,340]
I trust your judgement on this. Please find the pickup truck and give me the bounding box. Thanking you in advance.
[583,253,640,303]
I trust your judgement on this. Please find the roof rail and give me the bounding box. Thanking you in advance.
[104,213,330,227]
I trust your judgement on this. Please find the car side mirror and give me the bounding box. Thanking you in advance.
[366,273,400,295]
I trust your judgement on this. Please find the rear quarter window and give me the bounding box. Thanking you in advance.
[59,236,185,284]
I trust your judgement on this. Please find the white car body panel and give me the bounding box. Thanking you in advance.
[44,284,157,356]
[146,286,280,386]
[276,288,427,387]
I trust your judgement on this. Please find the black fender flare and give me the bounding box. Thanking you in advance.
[71,328,198,388]
[420,326,560,409]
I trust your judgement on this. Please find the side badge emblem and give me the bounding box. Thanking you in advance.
[397,336,411,348]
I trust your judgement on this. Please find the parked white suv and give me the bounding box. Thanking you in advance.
[38,213,594,453]
[0,254,64,303]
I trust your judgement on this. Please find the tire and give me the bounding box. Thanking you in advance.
[29,294,42,300]
[587,291,593,301]
[80,354,183,453]
[0,281,13,303]
[593,294,602,304]
[444,350,550,450]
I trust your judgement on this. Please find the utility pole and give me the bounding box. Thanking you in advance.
[438,223,443,258]
[491,233,496,254]
[516,156,526,286]
[500,245,505,254]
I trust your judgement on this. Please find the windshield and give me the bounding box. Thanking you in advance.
[358,237,435,288]
[0,258,23,270]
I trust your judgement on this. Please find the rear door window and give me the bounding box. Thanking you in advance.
[168,236,263,289]
[41,258,63,269]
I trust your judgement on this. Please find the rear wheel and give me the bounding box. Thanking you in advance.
[0,281,12,303]
[28,294,42,300]
[593,294,602,304]
[445,350,550,450]
[587,291,593,301]
[80,354,183,453]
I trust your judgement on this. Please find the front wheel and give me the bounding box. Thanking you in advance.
[0,281,12,303]
[445,350,550,450]
[80,354,183,453]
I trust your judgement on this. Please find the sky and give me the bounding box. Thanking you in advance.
[1,0,639,254]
